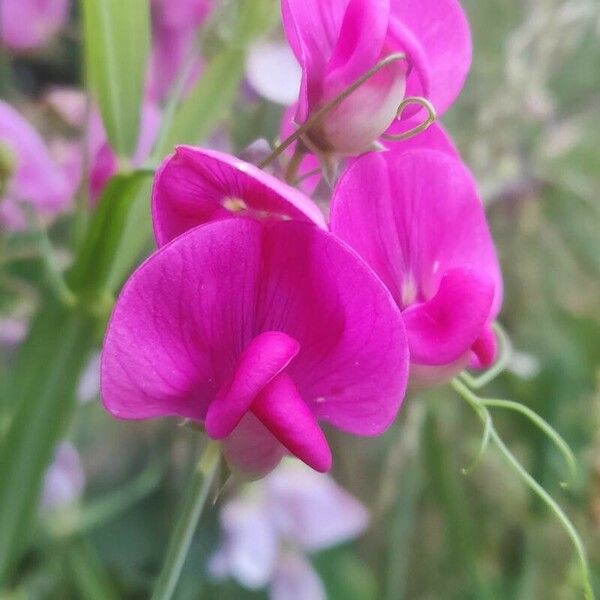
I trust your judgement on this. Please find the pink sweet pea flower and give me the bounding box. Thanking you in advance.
[0,100,75,230]
[281,0,471,156]
[209,460,368,598]
[0,0,71,51]
[102,213,408,475]
[330,148,502,386]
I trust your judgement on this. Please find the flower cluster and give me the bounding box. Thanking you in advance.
[101,0,502,478]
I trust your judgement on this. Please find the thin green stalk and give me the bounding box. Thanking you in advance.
[452,378,594,600]
[151,441,220,600]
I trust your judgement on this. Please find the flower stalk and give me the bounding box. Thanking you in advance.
[151,441,220,600]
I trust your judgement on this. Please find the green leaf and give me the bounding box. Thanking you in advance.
[0,302,96,582]
[68,171,153,297]
[81,0,150,158]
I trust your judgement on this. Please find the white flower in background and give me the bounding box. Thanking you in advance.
[209,460,368,600]
[40,441,85,512]
[245,41,302,106]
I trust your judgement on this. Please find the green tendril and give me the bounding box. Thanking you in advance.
[480,398,577,488]
[452,378,594,600]
[461,403,493,475]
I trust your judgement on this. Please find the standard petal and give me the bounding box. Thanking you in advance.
[151,146,326,246]
[387,0,472,116]
[402,268,494,365]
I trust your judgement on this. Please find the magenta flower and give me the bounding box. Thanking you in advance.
[102,163,408,475]
[330,147,502,386]
[209,460,368,598]
[151,146,327,245]
[281,0,471,155]
[0,0,70,51]
[0,100,75,230]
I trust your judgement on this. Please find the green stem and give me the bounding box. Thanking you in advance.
[151,441,220,600]
[452,378,594,600]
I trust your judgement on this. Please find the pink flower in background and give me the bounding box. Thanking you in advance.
[152,146,326,245]
[148,0,214,101]
[0,0,71,51]
[88,101,161,201]
[102,217,408,476]
[281,0,471,155]
[45,88,161,202]
[330,147,502,386]
[40,442,85,512]
[0,100,76,230]
[209,460,368,598]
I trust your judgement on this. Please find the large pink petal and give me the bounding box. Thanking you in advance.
[387,0,472,116]
[151,146,326,246]
[402,268,494,365]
